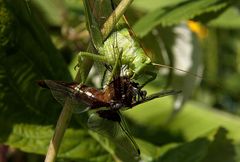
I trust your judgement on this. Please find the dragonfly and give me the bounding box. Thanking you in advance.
[37,77,180,161]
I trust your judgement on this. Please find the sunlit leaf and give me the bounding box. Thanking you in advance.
[5,124,109,160]
[0,0,71,149]
[1,0,240,161]
[132,0,188,12]
[208,7,240,29]
[201,128,236,162]
[158,138,209,162]
[133,0,229,37]
[125,95,240,142]
[31,0,66,26]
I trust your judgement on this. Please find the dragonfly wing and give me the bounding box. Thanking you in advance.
[132,90,181,107]
[88,110,140,161]
[43,80,90,113]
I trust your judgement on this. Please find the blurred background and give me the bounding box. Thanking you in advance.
[1,0,240,161]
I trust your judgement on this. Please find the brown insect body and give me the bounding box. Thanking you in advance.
[37,76,143,111]
[38,76,180,160]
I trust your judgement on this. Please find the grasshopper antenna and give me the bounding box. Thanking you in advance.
[152,63,204,79]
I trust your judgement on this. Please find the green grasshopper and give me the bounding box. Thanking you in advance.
[77,0,203,117]
[77,0,157,86]
[77,0,203,87]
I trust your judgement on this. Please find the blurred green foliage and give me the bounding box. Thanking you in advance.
[1,0,240,161]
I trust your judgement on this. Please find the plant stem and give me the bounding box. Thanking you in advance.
[44,99,73,162]
[44,0,133,162]
[101,0,134,40]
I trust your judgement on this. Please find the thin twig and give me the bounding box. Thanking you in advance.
[101,0,134,40]
[44,0,133,162]
[44,100,73,162]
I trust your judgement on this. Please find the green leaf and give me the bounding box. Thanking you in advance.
[125,92,240,142]
[0,1,140,161]
[0,1,15,48]
[157,127,237,162]
[0,0,71,143]
[137,127,239,162]
[201,127,236,162]
[208,7,240,29]
[136,138,170,162]
[133,0,229,37]
[132,0,187,12]
[64,0,84,12]
[158,138,209,162]
[31,0,66,26]
[235,143,240,162]
[5,124,110,160]
[2,0,240,161]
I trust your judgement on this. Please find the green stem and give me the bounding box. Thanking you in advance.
[101,0,134,40]
[44,0,134,162]
[44,100,73,162]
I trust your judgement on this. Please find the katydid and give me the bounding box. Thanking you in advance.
[77,0,203,88]
[77,0,204,125]
[77,0,157,87]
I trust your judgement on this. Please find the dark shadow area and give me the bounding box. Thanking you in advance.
[157,127,236,162]
[125,117,185,146]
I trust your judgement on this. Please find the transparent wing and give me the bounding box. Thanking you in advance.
[132,90,182,107]
[88,110,140,161]
[44,80,90,113]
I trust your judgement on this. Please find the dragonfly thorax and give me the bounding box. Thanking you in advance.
[106,76,146,110]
